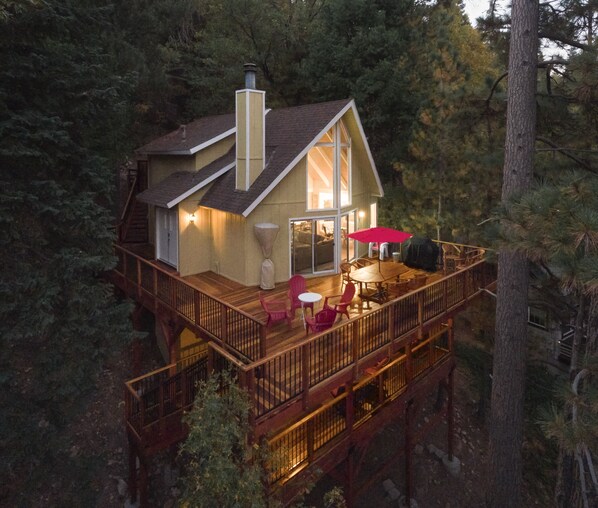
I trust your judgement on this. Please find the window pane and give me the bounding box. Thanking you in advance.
[340,121,349,145]
[340,146,350,206]
[318,127,334,144]
[291,220,313,274]
[307,146,334,210]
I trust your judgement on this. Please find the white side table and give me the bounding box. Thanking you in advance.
[298,292,322,328]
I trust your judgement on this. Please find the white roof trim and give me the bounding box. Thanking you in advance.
[242,99,383,217]
[166,162,235,208]
[350,102,383,197]
[145,127,236,156]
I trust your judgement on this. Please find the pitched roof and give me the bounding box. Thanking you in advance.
[136,149,235,208]
[138,98,382,216]
[137,113,235,155]
[200,99,354,216]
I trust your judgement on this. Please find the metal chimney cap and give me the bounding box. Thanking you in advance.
[244,63,257,89]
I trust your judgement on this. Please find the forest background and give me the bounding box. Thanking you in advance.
[0,0,596,506]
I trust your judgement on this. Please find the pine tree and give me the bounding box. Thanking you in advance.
[488,1,539,506]
[0,1,137,502]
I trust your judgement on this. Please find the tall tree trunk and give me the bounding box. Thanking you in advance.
[569,292,586,379]
[488,1,539,507]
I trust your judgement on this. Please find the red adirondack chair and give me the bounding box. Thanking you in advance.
[323,282,356,321]
[305,308,337,335]
[259,292,291,327]
[288,274,313,317]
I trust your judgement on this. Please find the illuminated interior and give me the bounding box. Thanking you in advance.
[307,122,351,211]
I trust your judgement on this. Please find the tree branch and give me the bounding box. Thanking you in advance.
[536,137,594,172]
[539,30,593,51]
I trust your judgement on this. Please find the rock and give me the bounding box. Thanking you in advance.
[383,479,396,492]
[163,464,178,488]
[124,498,139,508]
[399,496,419,508]
[163,500,175,508]
[386,487,401,501]
[414,444,424,455]
[442,455,461,477]
[117,478,128,497]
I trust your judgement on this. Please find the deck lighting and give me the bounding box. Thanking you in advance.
[189,213,196,223]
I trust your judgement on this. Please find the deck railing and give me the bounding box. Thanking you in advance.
[114,244,264,361]
[124,353,208,447]
[248,260,495,419]
[266,327,452,485]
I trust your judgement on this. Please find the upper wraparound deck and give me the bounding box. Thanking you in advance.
[112,241,492,367]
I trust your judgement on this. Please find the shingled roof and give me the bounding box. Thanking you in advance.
[137,113,235,155]
[137,148,235,208]
[138,98,381,217]
[200,98,354,216]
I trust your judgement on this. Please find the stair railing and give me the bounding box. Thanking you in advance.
[118,174,139,241]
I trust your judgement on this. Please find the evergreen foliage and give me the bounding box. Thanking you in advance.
[382,1,501,241]
[0,0,138,502]
[179,371,268,507]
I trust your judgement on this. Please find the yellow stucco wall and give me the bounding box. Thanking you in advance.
[146,109,380,284]
[210,209,247,283]
[195,136,235,170]
[178,191,211,277]
[149,155,195,187]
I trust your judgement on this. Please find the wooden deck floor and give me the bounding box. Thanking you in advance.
[183,262,441,357]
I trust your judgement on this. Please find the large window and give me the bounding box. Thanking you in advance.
[341,211,356,262]
[307,121,351,211]
[291,218,335,275]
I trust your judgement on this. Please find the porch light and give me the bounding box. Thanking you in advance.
[189,213,196,223]
[358,210,366,219]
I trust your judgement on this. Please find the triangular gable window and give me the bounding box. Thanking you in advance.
[307,121,351,211]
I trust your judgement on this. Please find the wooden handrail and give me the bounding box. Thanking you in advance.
[120,174,138,224]
[114,244,261,324]
[433,239,492,252]
[266,330,453,484]
[249,259,490,368]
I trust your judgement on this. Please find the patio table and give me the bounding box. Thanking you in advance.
[350,262,409,304]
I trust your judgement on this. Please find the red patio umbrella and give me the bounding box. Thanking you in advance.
[347,226,412,245]
[347,226,413,269]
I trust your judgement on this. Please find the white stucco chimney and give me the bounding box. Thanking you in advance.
[235,63,265,191]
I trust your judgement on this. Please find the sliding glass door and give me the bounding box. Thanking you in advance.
[290,218,336,275]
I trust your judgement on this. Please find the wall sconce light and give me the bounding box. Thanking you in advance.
[189,213,196,223]
[358,210,366,219]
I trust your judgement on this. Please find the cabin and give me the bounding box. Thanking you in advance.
[112,64,496,507]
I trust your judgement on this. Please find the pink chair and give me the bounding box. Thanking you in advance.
[323,282,356,321]
[259,293,291,327]
[288,274,313,317]
[305,308,337,335]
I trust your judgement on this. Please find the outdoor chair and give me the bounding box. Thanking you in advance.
[288,274,313,318]
[352,257,374,269]
[339,262,353,290]
[407,274,427,290]
[259,292,291,328]
[305,308,337,335]
[386,279,410,299]
[323,282,356,321]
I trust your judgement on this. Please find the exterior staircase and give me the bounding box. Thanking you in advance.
[118,161,148,244]
[120,200,148,244]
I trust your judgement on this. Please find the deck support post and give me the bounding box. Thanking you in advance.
[405,399,414,505]
[346,445,356,508]
[447,367,455,461]
[127,438,138,504]
[131,303,146,377]
[139,453,149,508]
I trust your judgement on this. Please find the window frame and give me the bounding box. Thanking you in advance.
[306,121,351,212]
